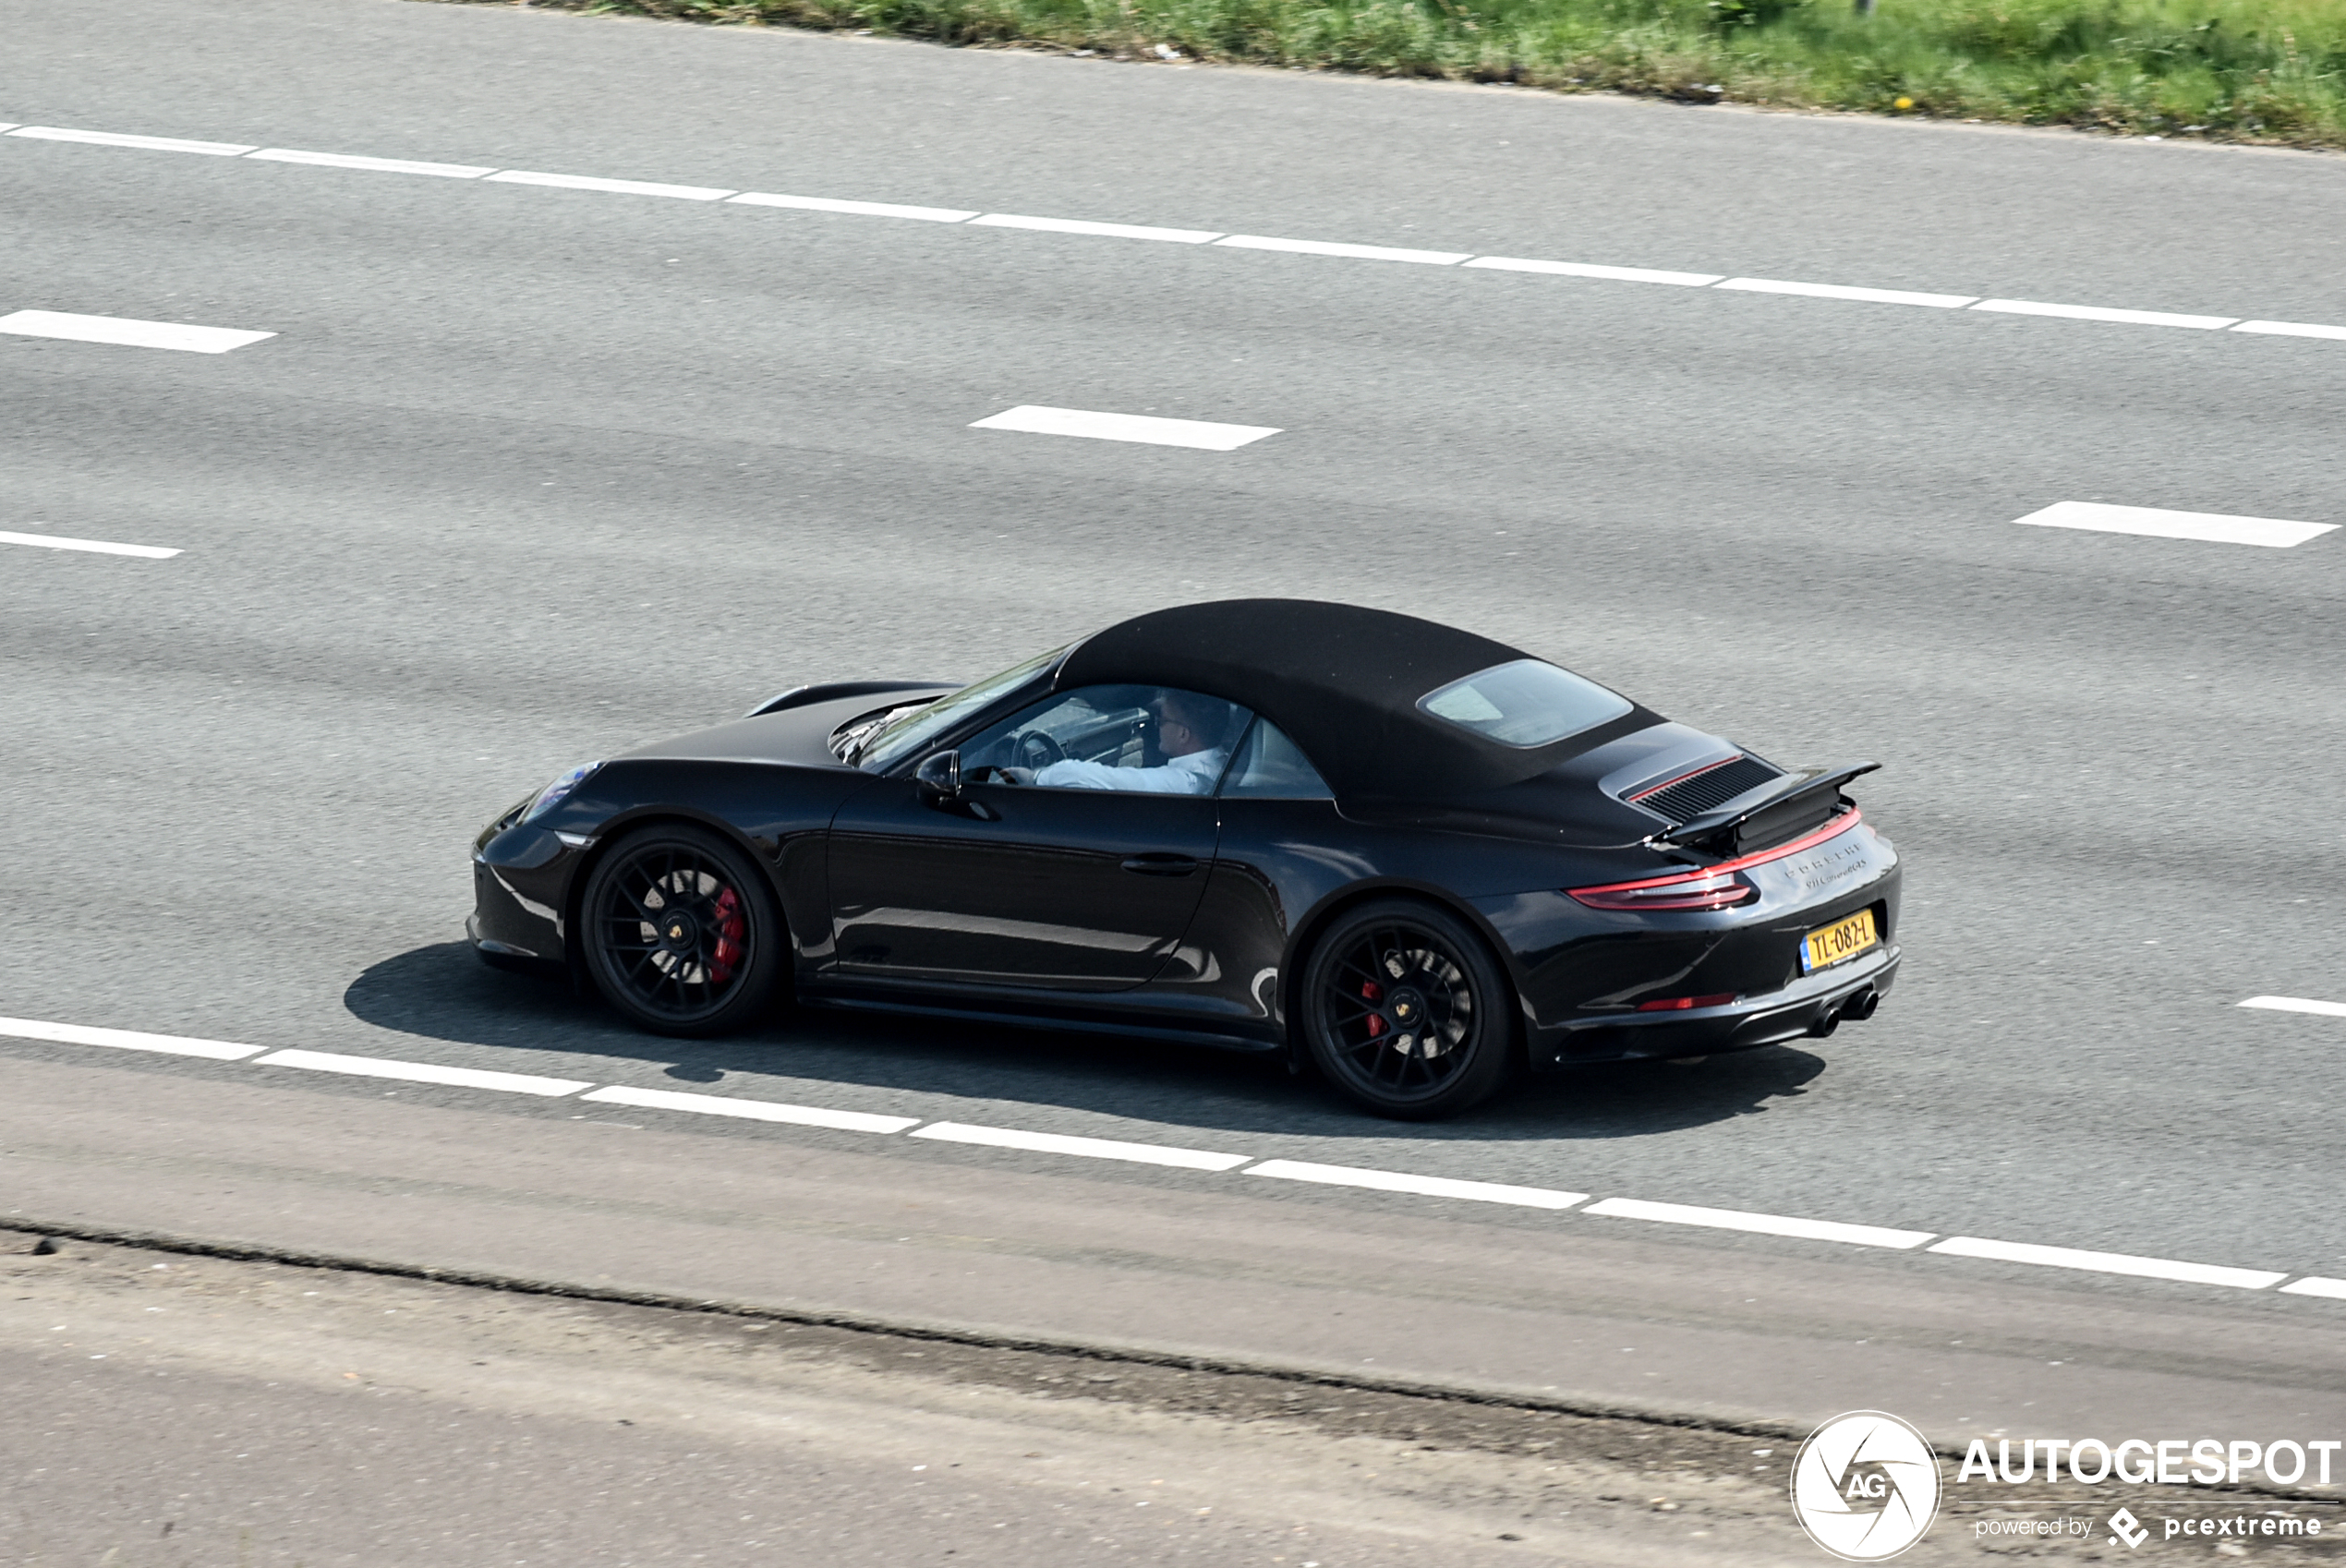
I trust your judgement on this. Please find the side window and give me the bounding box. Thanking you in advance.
[961,685,1250,796]
[1219,718,1334,799]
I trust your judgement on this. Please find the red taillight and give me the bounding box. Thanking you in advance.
[1567,868,1756,911]
[1638,992,1738,1012]
[1567,806,1865,913]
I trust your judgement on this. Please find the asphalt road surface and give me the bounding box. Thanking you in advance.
[6,0,2346,1550]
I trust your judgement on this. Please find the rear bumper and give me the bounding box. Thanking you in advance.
[1527,944,1899,1069]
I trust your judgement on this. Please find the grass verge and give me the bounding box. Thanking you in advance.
[451,0,2343,150]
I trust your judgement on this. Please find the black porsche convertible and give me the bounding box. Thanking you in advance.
[469,600,1900,1117]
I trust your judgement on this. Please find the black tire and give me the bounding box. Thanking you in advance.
[579,825,785,1037]
[1299,899,1517,1120]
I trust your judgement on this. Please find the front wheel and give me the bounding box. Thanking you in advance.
[579,825,785,1037]
[1299,899,1517,1120]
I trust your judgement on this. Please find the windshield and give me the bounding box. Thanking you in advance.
[1416,658,1632,748]
[853,645,1068,772]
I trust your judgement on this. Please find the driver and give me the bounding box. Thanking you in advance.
[1016,691,1230,795]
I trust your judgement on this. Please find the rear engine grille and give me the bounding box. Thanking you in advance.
[1633,754,1782,823]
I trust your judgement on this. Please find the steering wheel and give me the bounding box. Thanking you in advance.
[1012,730,1066,771]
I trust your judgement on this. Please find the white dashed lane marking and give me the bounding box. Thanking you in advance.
[249,1047,592,1098]
[481,169,734,201]
[583,1083,920,1134]
[970,405,1282,451]
[7,119,2343,346]
[0,528,180,559]
[908,1121,1251,1171]
[1972,298,2238,331]
[1243,1159,1587,1210]
[0,309,274,355]
[731,191,977,223]
[2242,995,2346,1019]
[1716,277,1977,309]
[970,213,1221,244]
[1583,1197,1933,1249]
[0,1012,2326,1297]
[1462,257,1722,287]
[0,1015,258,1061]
[2013,501,2337,549]
[2235,320,2346,342]
[1215,235,1469,266]
[11,125,252,155]
[247,148,493,179]
[1927,1236,2288,1291]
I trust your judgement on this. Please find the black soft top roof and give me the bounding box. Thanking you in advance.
[1055,599,1657,799]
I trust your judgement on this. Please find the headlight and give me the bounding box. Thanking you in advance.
[519,761,602,824]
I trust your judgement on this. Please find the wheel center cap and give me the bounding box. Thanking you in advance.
[659,911,700,951]
[1388,988,1425,1025]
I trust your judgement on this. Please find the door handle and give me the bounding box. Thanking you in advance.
[1120,853,1200,876]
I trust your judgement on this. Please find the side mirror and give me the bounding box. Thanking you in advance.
[913,749,961,802]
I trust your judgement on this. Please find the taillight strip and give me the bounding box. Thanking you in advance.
[1572,807,1863,899]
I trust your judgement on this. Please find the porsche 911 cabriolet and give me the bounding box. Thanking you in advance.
[469,599,1900,1117]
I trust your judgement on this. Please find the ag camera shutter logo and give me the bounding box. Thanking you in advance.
[1791,1410,1942,1561]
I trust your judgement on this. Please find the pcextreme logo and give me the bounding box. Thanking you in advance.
[1792,1411,1943,1562]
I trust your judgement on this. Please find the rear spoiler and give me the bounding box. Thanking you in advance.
[745,679,958,718]
[1650,761,1880,851]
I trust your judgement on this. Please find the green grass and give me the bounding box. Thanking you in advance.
[479,0,2346,148]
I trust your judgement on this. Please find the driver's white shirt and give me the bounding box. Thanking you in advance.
[1034,748,1227,795]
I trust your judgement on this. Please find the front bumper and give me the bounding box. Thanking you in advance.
[469,821,578,972]
[1526,943,1899,1068]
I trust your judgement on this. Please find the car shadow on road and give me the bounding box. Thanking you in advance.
[345,942,1829,1145]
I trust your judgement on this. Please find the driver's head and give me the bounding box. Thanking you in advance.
[1151,692,1215,758]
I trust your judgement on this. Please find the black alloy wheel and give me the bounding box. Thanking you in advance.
[580,825,784,1036]
[1300,899,1516,1119]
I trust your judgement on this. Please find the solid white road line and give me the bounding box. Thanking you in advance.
[1718,277,1977,308]
[2241,995,2346,1019]
[968,212,1221,244]
[582,1084,919,1134]
[250,1048,591,1098]
[1216,234,1469,265]
[0,1016,261,1062]
[483,169,734,201]
[13,119,2346,346]
[908,1121,1251,1171]
[970,405,1281,451]
[247,148,493,179]
[9,125,253,155]
[0,528,180,559]
[2013,500,2337,549]
[2233,320,2346,342]
[1929,1236,2285,1290]
[2280,1278,2346,1299]
[0,309,274,355]
[1463,256,1723,287]
[1971,297,2238,330]
[1243,1159,1587,1210]
[1582,1197,1933,1249]
[732,191,977,223]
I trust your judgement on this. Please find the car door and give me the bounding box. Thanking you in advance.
[821,685,1245,992]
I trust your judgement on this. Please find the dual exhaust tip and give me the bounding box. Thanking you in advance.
[1808,985,1880,1038]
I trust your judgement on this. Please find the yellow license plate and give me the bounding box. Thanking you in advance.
[1801,908,1878,973]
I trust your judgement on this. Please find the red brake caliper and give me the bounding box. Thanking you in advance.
[1362,980,1386,1037]
[710,887,745,983]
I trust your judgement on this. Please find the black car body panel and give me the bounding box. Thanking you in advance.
[471,601,1903,1081]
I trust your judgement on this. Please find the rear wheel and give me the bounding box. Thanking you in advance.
[580,825,784,1037]
[1300,899,1516,1119]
